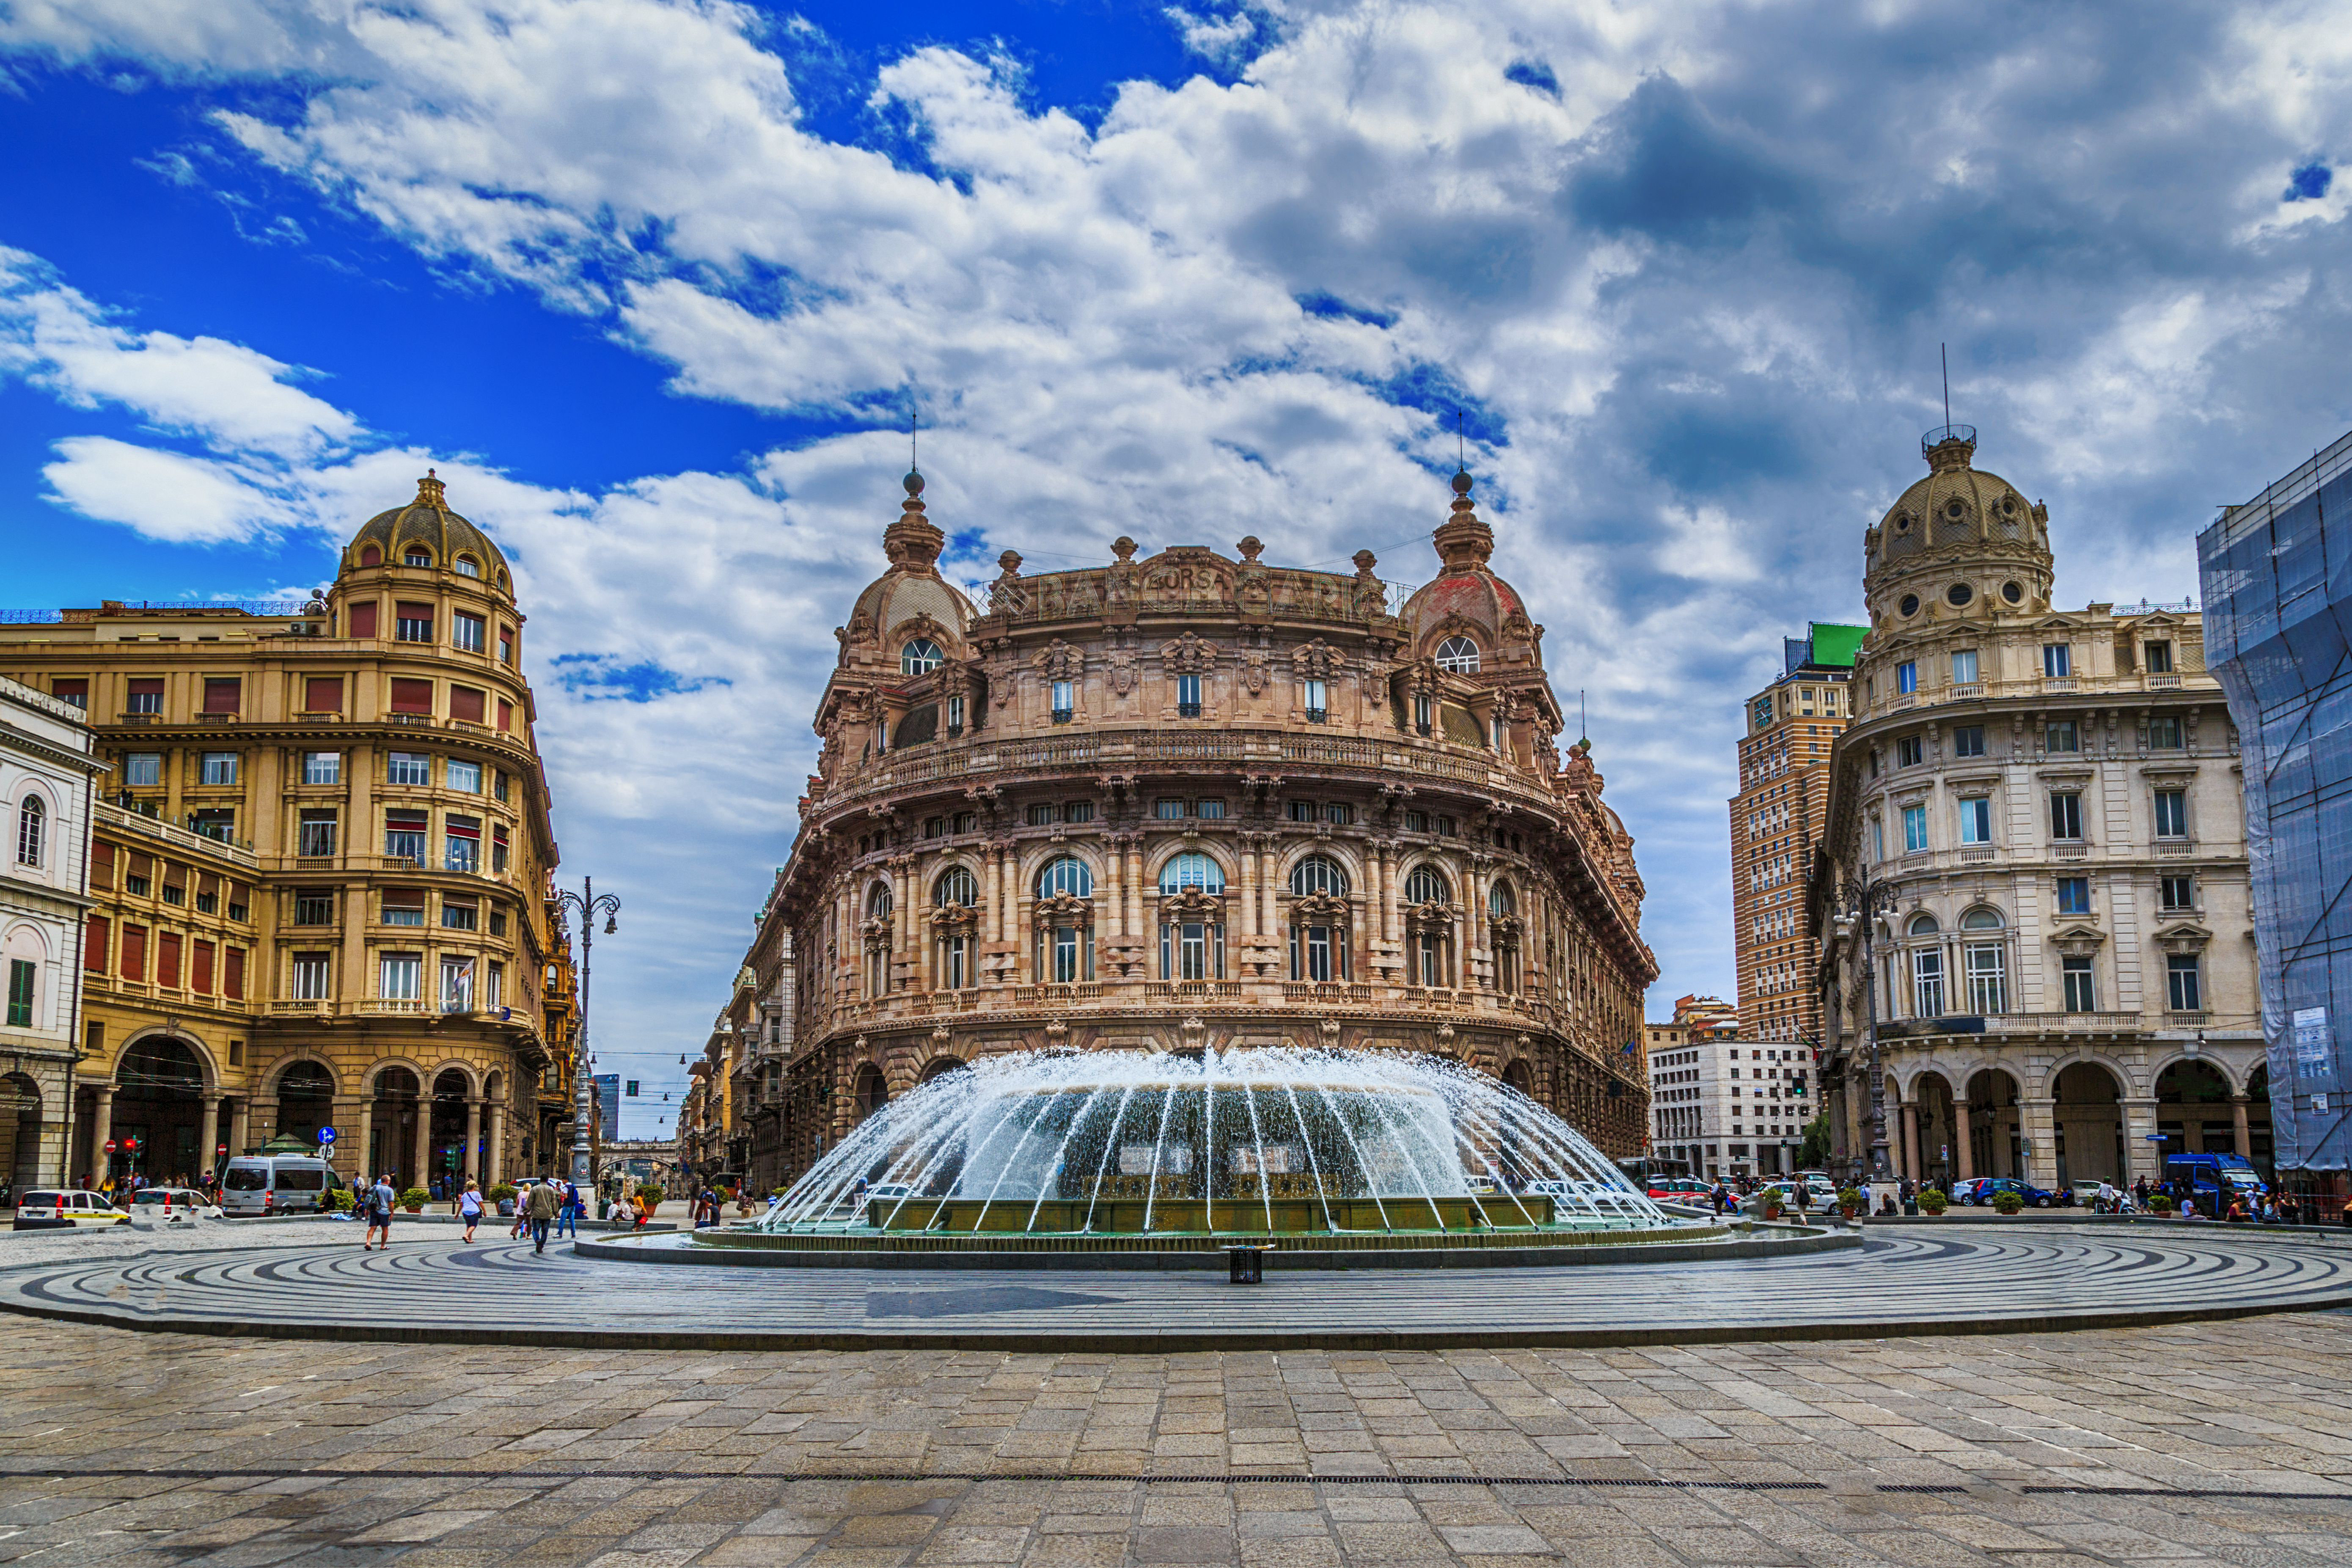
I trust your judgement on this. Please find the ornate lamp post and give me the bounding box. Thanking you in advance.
[553,877,621,1191]
[1834,871,1898,1187]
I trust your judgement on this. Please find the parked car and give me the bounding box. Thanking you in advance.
[1959,1176,2056,1208]
[218,1155,344,1216]
[127,1186,223,1222]
[1646,1177,1712,1202]
[12,1190,129,1230]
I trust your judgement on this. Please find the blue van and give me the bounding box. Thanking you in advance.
[2165,1153,2266,1204]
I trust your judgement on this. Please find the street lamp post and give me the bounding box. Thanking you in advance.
[1838,872,1898,1188]
[553,877,621,1191]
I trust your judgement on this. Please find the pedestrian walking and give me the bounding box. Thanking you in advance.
[459,1179,484,1242]
[555,1179,580,1239]
[525,1176,561,1254]
[364,1173,395,1250]
[511,1180,530,1239]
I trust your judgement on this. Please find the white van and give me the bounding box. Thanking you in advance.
[219,1155,343,1216]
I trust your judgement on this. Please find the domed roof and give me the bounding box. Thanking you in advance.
[1867,430,2047,578]
[348,471,508,579]
[1399,469,1528,649]
[846,471,976,649]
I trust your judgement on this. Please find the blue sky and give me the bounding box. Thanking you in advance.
[5,0,2352,1135]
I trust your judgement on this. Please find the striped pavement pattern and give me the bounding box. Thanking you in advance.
[3,1224,2349,1351]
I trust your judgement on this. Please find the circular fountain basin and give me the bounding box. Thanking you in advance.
[709,1048,1698,1261]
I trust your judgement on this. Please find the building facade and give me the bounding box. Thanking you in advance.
[726,467,1657,1192]
[2199,426,2352,1194]
[1732,625,1861,1044]
[0,474,578,1190]
[0,676,103,1191]
[1810,427,2262,1191]
[1644,994,1815,1178]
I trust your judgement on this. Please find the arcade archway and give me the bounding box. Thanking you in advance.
[2156,1059,2234,1159]
[1964,1067,2022,1179]
[0,1073,41,1191]
[110,1036,207,1183]
[369,1068,421,1189]
[2052,1062,2124,1186]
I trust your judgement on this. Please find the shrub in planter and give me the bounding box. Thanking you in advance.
[1917,1188,1949,1215]
[635,1184,664,1216]
[2148,1193,2176,1214]
[1991,1190,2025,1215]
[487,1184,517,1205]
[399,1187,430,1213]
[1838,1186,1867,1216]
[1760,1194,1784,1219]
[325,1187,356,1213]
[770,1187,790,1199]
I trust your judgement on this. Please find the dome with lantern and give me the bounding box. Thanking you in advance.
[346,470,509,584]
[1864,427,2052,628]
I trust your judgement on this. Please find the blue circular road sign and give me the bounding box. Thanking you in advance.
[318,1127,337,1145]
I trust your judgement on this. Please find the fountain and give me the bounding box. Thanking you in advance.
[739,1047,1682,1249]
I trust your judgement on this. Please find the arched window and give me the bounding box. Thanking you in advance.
[1907,913,1941,937]
[1033,858,1095,983]
[866,883,894,920]
[902,638,944,675]
[358,543,382,567]
[1404,864,1451,905]
[1158,853,1225,894]
[1036,857,1093,899]
[934,867,979,991]
[452,555,481,579]
[404,546,432,568]
[1288,855,1349,897]
[1487,882,1515,916]
[935,867,978,907]
[15,796,42,868]
[1435,635,1480,673]
[1959,907,2004,930]
[1960,908,2008,1015]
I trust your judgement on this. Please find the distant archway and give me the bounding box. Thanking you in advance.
[1964,1067,2022,1179]
[2052,1062,2124,1186]
[0,1072,40,1191]
[110,1035,207,1183]
[275,1060,337,1153]
[854,1064,889,1122]
[2156,1058,2234,1159]
[370,1067,421,1189]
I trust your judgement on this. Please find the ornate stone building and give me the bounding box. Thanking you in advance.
[729,466,1656,1193]
[0,475,578,1190]
[1809,428,2262,1191]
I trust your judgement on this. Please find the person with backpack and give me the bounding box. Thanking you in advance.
[554,1179,580,1240]
[525,1177,561,1254]
[363,1173,395,1251]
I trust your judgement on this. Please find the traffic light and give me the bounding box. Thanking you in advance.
[626,1080,639,1097]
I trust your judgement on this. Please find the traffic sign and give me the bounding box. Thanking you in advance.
[317,1126,337,1145]
[216,1144,228,1155]
[102,1139,116,1154]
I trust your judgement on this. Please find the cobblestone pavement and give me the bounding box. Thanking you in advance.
[1,1308,2349,1565]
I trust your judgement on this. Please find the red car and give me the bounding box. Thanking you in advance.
[1646,1177,1711,1202]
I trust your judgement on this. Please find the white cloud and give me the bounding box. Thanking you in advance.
[41,437,293,543]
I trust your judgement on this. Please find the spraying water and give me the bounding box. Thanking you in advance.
[756,1047,1671,1234]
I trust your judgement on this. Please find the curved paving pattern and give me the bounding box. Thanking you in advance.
[3,1224,2350,1350]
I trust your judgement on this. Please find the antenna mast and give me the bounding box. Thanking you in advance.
[1941,342,1950,429]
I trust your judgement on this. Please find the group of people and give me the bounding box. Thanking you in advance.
[352,1175,591,1254]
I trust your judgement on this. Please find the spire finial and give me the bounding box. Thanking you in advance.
[417,468,446,508]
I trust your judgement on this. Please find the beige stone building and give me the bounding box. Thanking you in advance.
[724,467,1657,1194]
[0,474,578,1190]
[1809,428,2263,1191]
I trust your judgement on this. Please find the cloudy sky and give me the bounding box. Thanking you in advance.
[5,0,2351,1134]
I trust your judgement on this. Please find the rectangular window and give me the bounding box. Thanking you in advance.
[924,817,945,839]
[1288,800,1315,823]
[489,908,507,937]
[1176,674,1202,716]
[126,677,164,715]
[201,751,238,786]
[385,811,428,864]
[2049,792,2082,840]
[1950,649,1978,684]
[947,694,965,735]
[157,931,182,989]
[1896,735,1922,767]
[304,676,343,713]
[446,759,482,793]
[191,809,235,843]
[2145,640,2174,673]
[395,602,434,642]
[1323,802,1353,825]
[51,677,87,710]
[124,754,160,788]
[442,897,478,930]
[303,751,341,785]
[387,752,430,787]
[1896,661,1917,694]
[2044,644,2072,678]
[449,685,485,723]
[1051,926,1082,983]
[119,923,146,980]
[486,962,504,1008]
[379,953,422,1001]
[492,772,509,803]
[348,600,378,639]
[223,946,243,1000]
[2148,714,2183,748]
[1302,678,1327,720]
[1902,804,1928,852]
[1196,799,1225,820]
[1958,797,1992,845]
[1026,803,1057,827]
[498,628,513,663]
[1869,815,1885,861]
[2056,876,2091,915]
[294,889,335,926]
[1155,799,1186,820]
[444,815,481,872]
[491,825,509,875]
[496,698,514,732]
[1063,801,1095,825]
[1952,724,1985,757]
[1051,679,1074,720]
[292,953,331,1001]
[2167,954,2202,1011]
[297,810,337,858]
[2045,720,2079,752]
[381,889,426,927]
[2154,789,2188,839]
[1406,810,1430,834]
[202,677,240,715]
[1911,947,1944,1017]
[389,678,434,715]
[1436,815,1458,837]
[1413,693,1433,735]
[2161,874,2195,911]
[2062,955,2097,1013]
[226,883,248,923]
[451,612,485,652]
[6,959,31,1027]
[191,939,214,994]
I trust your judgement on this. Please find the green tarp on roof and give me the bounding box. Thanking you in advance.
[1807,622,1867,668]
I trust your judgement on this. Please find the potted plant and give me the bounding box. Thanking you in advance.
[399,1187,429,1214]
[325,1187,356,1214]
[1917,1188,1948,1216]
[2148,1193,2176,1215]
[1992,1189,2025,1215]
[489,1183,517,1216]
[636,1183,665,1218]
[1760,1189,1784,1221]
[1839,1186,1867,1219]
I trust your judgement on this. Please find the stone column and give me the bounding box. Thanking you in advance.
[227,1096,248,1160]
[412,1100,431,1192]
[982,847,1001,945]
[356,1098,372,1183]
[1261,842,1279,940]
[198,1097,219,1178]
[2231,1095,2251,1157]
[2021,1097,2060,1190]
[90,1085,113,1180]
[1125,840,1143,946]
[1237,836,1258,941]
[1902,1101,1921,1180]
[487,1100,505,1186]
[1101,839,1122,942]
[463,1098,482,1182]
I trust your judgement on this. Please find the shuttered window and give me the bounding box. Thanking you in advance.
[396,602,434,641]
[120,924,146,980]
[449,685,485,723]
[50,678,87,709]
[84,916,107,971]
[90,841,114,889]
[496,697,513,731]
[390,679,434,715]
[305,677,343,712]
[348,601,378,638]
[224,946,245,1001]
[126,678,164,715]
[202,677,241,714]
[192,939,215,993]
[157,932,182,988]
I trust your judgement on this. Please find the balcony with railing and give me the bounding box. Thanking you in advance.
[96,800,258,868]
